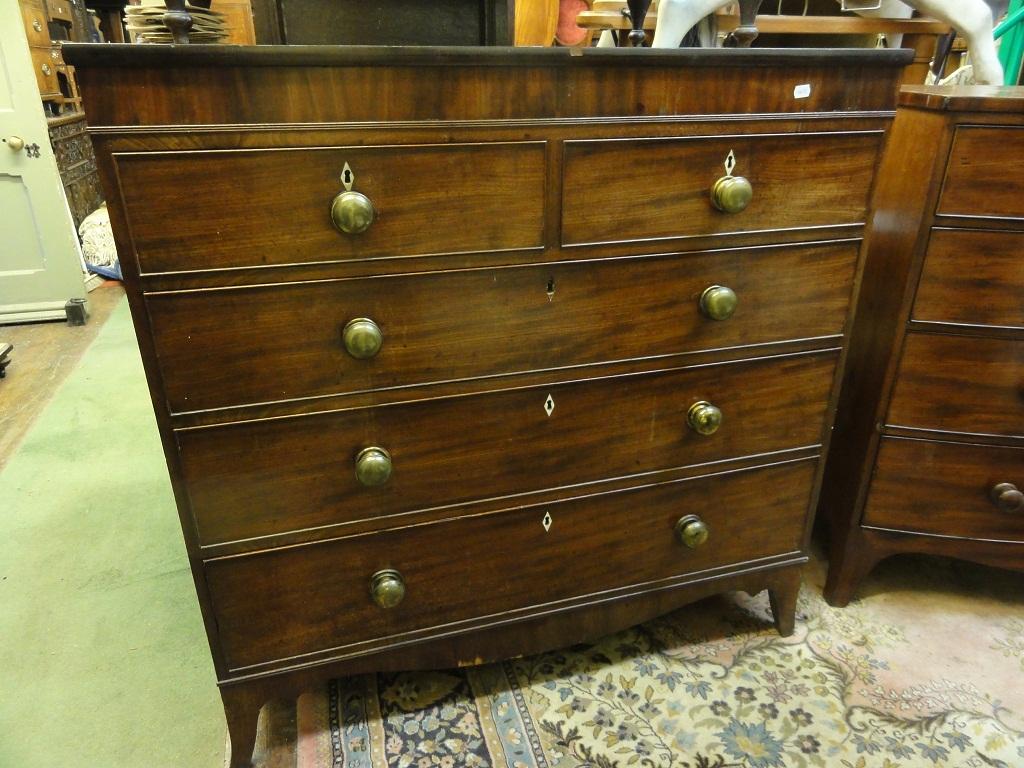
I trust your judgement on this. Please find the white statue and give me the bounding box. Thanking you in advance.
[650,0,1005,84]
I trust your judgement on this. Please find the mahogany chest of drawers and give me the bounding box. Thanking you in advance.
[820,86,1024,607]
[64,44,910,767]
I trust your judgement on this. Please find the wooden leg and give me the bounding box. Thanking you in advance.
[221,686,262,768]
[767,568,801,637]
[824,529,883,608]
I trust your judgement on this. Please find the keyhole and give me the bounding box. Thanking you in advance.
[343,169,352,184]
[546,277,555,300]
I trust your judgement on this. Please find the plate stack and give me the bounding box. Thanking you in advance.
[125,0,228,43]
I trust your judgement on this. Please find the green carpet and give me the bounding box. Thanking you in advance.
[0,298,224,768]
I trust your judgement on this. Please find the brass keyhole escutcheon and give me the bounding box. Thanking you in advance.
[369,569,406,609]
[342,318,383,359]
[687,401,722,436]
[331,190,374,234]
[699,285,738,320]
[355,446,392,487]
[675,515,710,549]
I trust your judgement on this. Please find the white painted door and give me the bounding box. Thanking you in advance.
[0,0,86,324]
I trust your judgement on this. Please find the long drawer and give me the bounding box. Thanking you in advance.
[148,241,857,413]
[562,131,881,246]
[913,229,1024,329]
[205,458,816,672]
[178,349,837,545]
[115,142,547,273]
[887,333,1024,438]
[864,437,1024,542]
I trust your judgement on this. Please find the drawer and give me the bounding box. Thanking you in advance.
[561,131,881,246]
[913,229,1024,329]
[205,458,815,671]
[178,349,837,545]
[30,47,59,97]
[148,241,858,413]
[47,0,74,22]
[115,142,546,274]
[938,126,1024,220]
[864,437,1024,542]
[887,333,1024,438]
[20,3,50,47]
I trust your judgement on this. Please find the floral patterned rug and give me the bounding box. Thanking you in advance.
[258,552,1024,768]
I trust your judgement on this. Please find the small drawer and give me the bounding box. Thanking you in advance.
[178,349,837,545]
[47,0,74,23]
[148,241,857,413]
[561,131,881,246]
[30,47,59,97]
[938,126,1024,220]
[864,437,1024,542]
[20,4,50,47]
[887,333,1024,438]
[204,458,815,672]
[114,142,546,273]
[913,229,1024,329]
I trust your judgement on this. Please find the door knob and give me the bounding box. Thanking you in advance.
[355,446,392,487]
[5,136,25,152]
[369,569,406,608]
[342,318,383,359]
[675,515,710,549]
[687,401,723,435]
[990,483,1024,513]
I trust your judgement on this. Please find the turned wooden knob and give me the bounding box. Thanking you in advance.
[990,483,1024,513]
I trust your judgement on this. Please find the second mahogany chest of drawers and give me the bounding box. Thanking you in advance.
[820,85,1024,607]
[64,43,911,767]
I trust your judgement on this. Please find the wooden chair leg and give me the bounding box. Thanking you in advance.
[767,567,801,637]
[221,686,262,768]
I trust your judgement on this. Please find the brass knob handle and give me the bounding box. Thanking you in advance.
[41,63,52,76]
[675,515,710,549]
[699,285,738,320]
[991,483,1024,513]
[342,318,382,359]
[33,19,43,32]
[355,447,392,487]
[687,401,722,436]
[369,569,405,609]
[330,190,374,234]
[711,175,753,214]
[5,136,25,152]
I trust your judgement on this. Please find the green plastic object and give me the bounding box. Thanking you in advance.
[996,0,1024,85]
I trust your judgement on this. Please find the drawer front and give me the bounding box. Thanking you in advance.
[30,47,59,97]
[913,229,1024,329]
[938,126,1024,220]
[562,131,881,246]
[205,459,815,671]
[864,438,1024,542]
[179,350,837,545]
[21,3,49,47]
[149,241,857,413]
[887,333,1024,438]
[115,142,546,273]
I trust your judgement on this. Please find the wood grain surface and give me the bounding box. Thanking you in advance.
[147,241,857,413]
[863,437,1024,541]
[913,228,1024,330]
[938,126,1024,220]
[116,142,546,273]
[178,350,837,546]
[562,132,881,246]
[205,459,815,672]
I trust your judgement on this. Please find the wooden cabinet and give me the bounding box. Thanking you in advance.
[819,86,1024,608]
[64,43,911,767]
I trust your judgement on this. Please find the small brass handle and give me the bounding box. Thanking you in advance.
[5,136,25,152]
[41,63,52,76]
[711,175,753,214]
[990,483,1024,513]
[355,446,392,487]
[699,285,738,321]
[687,401,722,436]
[342,318,382,359]
[369,569,406,609]
[33,19,43,32]
[675,515,710,549]
[330,190,374,234]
